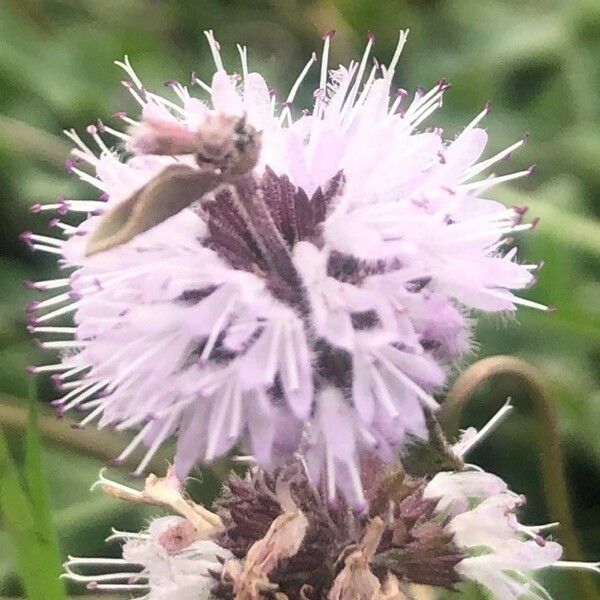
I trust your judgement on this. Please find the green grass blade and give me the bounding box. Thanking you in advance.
[24,392,67,598]
[0,421,66,599]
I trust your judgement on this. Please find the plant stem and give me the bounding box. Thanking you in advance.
[0,394,169,475]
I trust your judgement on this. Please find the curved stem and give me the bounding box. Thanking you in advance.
[0,392,229,485]
[0,393,170,475]
[440,355,597,599]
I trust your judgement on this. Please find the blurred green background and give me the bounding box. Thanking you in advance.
[0,0,598,598]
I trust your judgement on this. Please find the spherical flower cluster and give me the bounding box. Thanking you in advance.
[28,30,545,507]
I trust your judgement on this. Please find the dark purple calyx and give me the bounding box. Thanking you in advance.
[211,463,464,599]
[201,167,344,309]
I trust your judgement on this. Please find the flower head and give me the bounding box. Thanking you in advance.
[28,30,544,506]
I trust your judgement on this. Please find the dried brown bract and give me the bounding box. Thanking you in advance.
[221,482,308,600]
[94,467,224,539]
[212,462,463,599]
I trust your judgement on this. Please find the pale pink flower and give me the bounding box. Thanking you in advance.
[63,515,231,599]
[424,470,565,599]
[28,30,544,506]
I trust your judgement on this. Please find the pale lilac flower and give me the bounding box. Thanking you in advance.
[424,471,561,599]
[422,404,600,600]
[63,516,231,599]
[28,30,545,505]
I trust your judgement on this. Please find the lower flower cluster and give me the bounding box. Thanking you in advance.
[64,413,588,600]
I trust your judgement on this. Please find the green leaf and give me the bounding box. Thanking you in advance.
[0,115,70,168]
[0,414,66,599]
[24,390,66,598]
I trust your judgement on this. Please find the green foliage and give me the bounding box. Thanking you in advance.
[0,0,598,598]
[0,398,66,599]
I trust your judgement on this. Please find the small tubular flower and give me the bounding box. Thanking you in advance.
[28,30,544,505]
[64,471,231,599]
[63,516,231,599]
[424,471,564,599]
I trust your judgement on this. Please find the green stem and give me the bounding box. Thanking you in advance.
[439,355,597,600]
[0,116,70,168]
[0,394,169,475]
[0,392,230,482]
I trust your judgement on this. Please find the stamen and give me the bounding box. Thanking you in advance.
[191,72,212,93]
[357,422,378,448]
[348,460,367,510]
[62,569,146,584]
[283,326,300,392]
[112,422,155,464]
[463,101,492,132]
[105,529,150,542]
[460,168,533,193]
[87,124,112,154]
[386,29,410,77]
[326,444,336,504]
[59,199,106,213]
[31,245,63,255]
[59,364,92,381]
[86,583,149,591]
[165,81,190,105]
[113,111,139,126]
[68,165,107,191]
[114,56,144,89]
[280,53,317,124]
[403,84,444,121]
[265,323,283,382]
[341,62,378,128]
[59,380,89,391]
[106,334,177,392]
[50,220,77,235]
[428,222,533,247]
[480,288,551,311]
[227,384,243,440]
[461,136,527,182]
[204,30,225,72]
[63,129,97,163]
[38,340,86,350]
[403,95,443,132]
[30,291,71,310]
[232,455,257,464]
[201,296,236,361]
[453,399,513,457]
[205,388,230,461]
[518,522,560,538]
[237,44,249,84]
[369,364,400,418]
[144,91,187,116]
[34,300,82,324]
[120,80,147,108]
[378,355,439,410]
[101,124,130,142]
[28,363,73,374]
[78,403,107,427]
[342,32,375,114]
[60,379,109,412]
[319,30,335,96]
[133,413,178,475]
[27,278,70,291]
